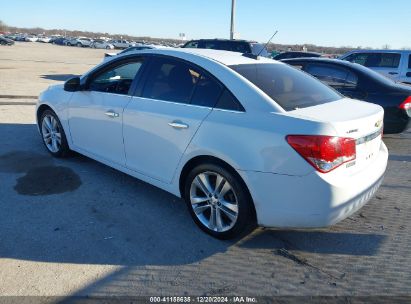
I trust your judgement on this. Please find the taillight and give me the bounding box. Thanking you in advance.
[399,96,411,113]
[286,135,356,173]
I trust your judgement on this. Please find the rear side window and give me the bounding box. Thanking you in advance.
[191,75,223,107]
[220,41,251,53]
[305,64,358,89]
[184,41,199,48]
[345,52,401,68]
[142,58,199,104]
[230,63,342,111]
[215,89,245,112]
[200,40,251,53]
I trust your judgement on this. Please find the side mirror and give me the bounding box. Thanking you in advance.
[64,77,81,92]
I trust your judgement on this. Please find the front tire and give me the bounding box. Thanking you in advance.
[184,163,255,239]
[39,110,70,157]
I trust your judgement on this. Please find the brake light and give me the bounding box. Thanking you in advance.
[399,96,411,111]
[286,135,356,173]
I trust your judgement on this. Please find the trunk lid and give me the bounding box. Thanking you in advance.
[289,98,384,173]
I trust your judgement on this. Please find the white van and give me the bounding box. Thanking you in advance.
[340,50,411,84]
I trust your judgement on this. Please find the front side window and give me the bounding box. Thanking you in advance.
[305,64,358,89]
[142,58,200,104]
[230,63,342,111]
[344,53,368,65]
[89,61,143,95]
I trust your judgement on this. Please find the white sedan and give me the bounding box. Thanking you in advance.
[92,39,114,50]
[36,49,388,239]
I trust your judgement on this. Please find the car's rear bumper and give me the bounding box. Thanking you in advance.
[241,142,388,228]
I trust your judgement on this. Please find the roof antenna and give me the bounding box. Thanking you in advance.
[258,30,278,57]
[243,30,278,60]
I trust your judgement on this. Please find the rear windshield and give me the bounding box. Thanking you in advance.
[230,63,342,111]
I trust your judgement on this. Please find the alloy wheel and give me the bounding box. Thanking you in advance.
[189,171,239,232]
[41,114,62,153]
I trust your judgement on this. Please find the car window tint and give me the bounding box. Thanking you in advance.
[305,64,350,88]
[204,41,219,49]
[89,61,143,95]
[345,71,358,88]
[142,58,199,104]
[345,53,368,65]
[347,52,401,68]
[381,54,400,68]
[221,41,251,53]
[215,89,245,112]
[184,41,199,48]
[230,63,342,111]
[408,54,411,69]
[191,75,223,107]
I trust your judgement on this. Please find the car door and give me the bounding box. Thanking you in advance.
[68,58,145,166]
[123,56,223,183]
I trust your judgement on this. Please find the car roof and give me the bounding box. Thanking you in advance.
[343,49,411,53]
[119,48,276,66]
[280,51,321,55]
[282,57,358,67]
[188,38,256,43]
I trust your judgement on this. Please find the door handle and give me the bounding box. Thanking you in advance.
[388,72,398,75]
[168,121,189,129]
[105,111,119,118]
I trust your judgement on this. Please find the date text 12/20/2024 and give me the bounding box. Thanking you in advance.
[149,296,257,303]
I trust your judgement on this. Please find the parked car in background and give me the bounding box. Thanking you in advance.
[0,36,14,46]
[282,58,411,133]
[91,39,114,49]
[14,35,28,42]
[103,44,159,61]
[66,37,93,47]
[25,35,38,42]
[182,39,269,57]
[273,51,321,60]
[340,50,411,84]
[110,39,132,49]
[51,37,68,46]
[36,48,387,239]
[37,36,52,43]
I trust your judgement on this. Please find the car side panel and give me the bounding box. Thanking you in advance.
[175,109,336,179]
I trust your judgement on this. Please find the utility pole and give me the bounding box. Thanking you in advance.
[230,0,236,40]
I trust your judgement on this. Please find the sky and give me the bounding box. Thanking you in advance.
[1,0,411,49]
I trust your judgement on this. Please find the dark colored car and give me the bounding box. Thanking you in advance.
[51,37,68,46]
[273,51,321,60]
[0,36,14,46]
[182,39,269,57]
[282,58,411,133]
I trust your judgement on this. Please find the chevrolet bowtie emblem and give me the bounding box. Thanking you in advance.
[375,120,382,128]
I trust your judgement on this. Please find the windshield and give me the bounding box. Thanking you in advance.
[229,63,342,111]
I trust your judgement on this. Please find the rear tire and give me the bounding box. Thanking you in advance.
[183,163,255,239]
[39,110,70,158]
